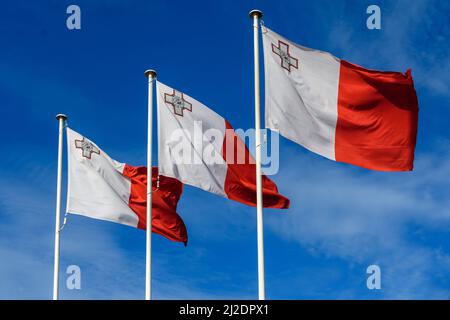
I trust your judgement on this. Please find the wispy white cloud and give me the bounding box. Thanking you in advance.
[265,144,450,299]
[324,0,450,98]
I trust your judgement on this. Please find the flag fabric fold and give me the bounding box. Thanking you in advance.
[262,26,418,171]
[123,165,187,244]
[66,127,187,244]
[157,81,289,209]
[222,120,289,208]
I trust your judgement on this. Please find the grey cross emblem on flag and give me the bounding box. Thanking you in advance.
[75,138,100,159]
[272,40,299,72]
[164,90,192,116]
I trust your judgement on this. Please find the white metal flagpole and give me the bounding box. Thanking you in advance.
[144,69,156,300]
[249,9,265,300]
[53,113,67,300]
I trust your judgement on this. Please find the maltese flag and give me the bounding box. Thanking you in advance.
[66,128,187,244]
[157,81,289,209]
[263,27,419,171]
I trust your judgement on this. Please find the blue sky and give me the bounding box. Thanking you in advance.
[0,0,450,299]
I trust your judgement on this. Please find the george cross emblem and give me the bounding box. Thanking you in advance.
[164,90,192,116]
[75,138,100,159]
[271,40,299,72]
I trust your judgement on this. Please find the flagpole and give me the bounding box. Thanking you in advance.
[144,69,156,300]
[249,9,265,300]
[53,113,67,300]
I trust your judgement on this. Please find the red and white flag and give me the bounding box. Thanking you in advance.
[262,27,419,171]
[157,81,289,209]
[66,128,187,244]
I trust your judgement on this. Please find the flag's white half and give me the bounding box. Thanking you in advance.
[157,81,227,197]
[66,127,138,227]
[263,26,340,160]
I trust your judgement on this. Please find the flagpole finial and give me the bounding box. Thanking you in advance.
[249,9,263,19]
[144,69,157,78]
[56,114,67,121]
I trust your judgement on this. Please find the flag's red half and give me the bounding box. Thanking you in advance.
[123,165,188,245]
[222,120,290,209]
[335,60,419,171]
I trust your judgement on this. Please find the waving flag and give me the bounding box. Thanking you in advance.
[157,81,289,209]
[66,128,187,244]
[262,26,418,171]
